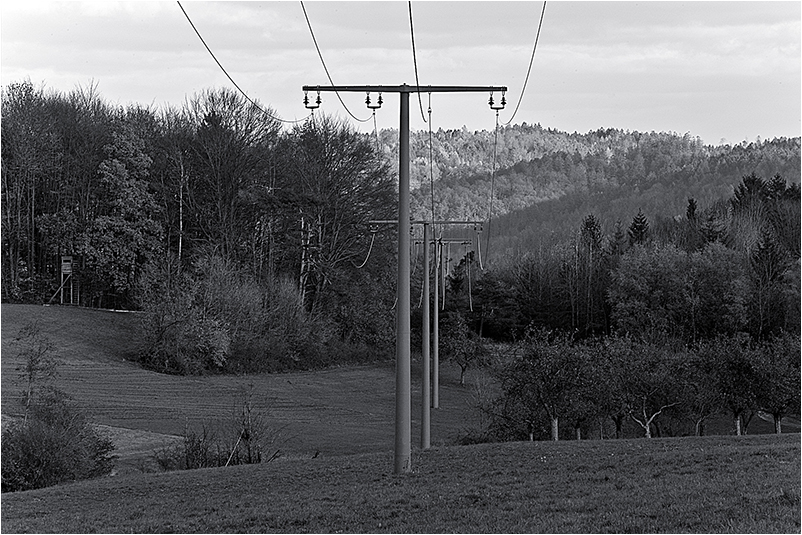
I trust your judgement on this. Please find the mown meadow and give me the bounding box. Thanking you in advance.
[2,304,800,533]
[1,435,798,533]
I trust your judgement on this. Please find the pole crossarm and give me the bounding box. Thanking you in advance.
[369,220,484,226]
[303,84,507,94]
[414,239,472,245]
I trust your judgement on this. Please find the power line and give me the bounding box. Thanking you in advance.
[407,2,435,225]
[502,1,547,127]
[300,1,371,123]
[485,110,501,263]
[408,1,427,123]
[176,1,307,124]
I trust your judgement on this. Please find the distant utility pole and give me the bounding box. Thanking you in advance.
[304,84,506,475]
[414,225,482,414]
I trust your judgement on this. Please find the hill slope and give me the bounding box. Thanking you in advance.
[1,304,478,470]
[1,435,798,533]
[396,128,800,256]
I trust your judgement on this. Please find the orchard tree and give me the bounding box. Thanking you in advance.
[674,347,723,436]
[696,335,759,435]
[587,337,630,439]
[498,328,586,441]
[616,338,682,438]
[440,311,485,386]
[754,332,801,433]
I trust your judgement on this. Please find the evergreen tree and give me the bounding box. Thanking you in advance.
[628,209,650,246]
[608,219,628,258]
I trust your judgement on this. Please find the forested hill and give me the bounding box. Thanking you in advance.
[376,125,800,254]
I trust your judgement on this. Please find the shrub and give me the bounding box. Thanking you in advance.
[1,390,115,493]
[136,254,342,374]
[153,424,219,471]
[153,385,282,470]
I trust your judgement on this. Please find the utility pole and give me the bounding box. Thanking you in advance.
[304,84,506,475]
[414,227,481,413]
[421,221,431,450]
[432,234,439,410]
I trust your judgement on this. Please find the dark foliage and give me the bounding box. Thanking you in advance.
[1,390,115,492]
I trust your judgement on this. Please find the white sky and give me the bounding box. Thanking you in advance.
[1,1,800,144]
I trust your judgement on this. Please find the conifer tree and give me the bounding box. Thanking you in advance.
[628,209,650,246]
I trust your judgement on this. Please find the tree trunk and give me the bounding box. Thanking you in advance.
[614,415,624,439]
[774,415,782,434]
[695,419,705,437]
[550,416,559,441]
[743,410,754,434]
[734,413,742,436]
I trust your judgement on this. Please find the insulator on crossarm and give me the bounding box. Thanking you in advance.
[304,89,321,110]
[489,91,506,111]
[366,92,383,110]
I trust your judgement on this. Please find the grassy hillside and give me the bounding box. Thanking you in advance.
[2,305,800,533]
[1,434,798,533]
[1,304,479,472]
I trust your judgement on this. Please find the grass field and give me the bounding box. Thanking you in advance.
[1,434,799,533]
[1,304,800,533]
[0,304,481,472]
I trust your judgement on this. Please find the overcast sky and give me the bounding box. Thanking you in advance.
[2,1,800,144]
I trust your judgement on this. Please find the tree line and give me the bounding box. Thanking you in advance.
[2,80,397,373]
[3,78,799,415]
[472,328,799,442]
[434,171,799,439]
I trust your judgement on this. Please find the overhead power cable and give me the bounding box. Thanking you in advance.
[176,1,307,124]
[502,1,547,126]
[485,109,501,263]
[408,1,427,123]
[300,1,371,123]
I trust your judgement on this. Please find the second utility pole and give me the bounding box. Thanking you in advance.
[303,83,506,475]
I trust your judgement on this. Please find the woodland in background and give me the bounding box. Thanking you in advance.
[2,78,799,427]
[2,81,397,373]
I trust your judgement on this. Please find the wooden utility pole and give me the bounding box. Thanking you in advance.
[304,84,505,474]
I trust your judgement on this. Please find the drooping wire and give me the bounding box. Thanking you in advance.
[501,1,547,127]
[354,231,376,269]
[408,1,428,123]
[300,1,371,123]
[484,110,501,264]
[467,251,474,312]
[372,111,381,154]
[417,270,425,308]
[177,1,309,124]
[475,225,485,271]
